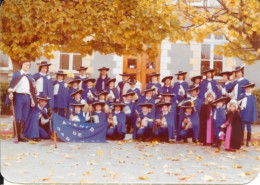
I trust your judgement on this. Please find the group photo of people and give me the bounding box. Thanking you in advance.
[6,60,258,152]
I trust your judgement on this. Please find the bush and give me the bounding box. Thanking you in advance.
[0,82,12,115]
[252,88,260,125]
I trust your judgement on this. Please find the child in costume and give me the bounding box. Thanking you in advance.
[161,76,174,93]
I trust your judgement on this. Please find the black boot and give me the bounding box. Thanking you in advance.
[246,132,251,147]
[19,122,28,142]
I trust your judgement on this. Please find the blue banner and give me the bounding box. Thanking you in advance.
[52,112,107,143]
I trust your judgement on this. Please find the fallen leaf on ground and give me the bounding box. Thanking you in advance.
[64,154,72,159]
[97,150,103,155]
[146,171,153,174]
[201,175,214,181]
[83,171,90,176]
[151,141,158,145]
[101,167,109,171]
[215,148,220,153]
[244,171,251,176]
[109,171,117,179]
[80,179,87,183]
[233,164,243,168]
[29,140,38,144]
[39,177,51,182]
[118,159,125,163]
[256,156,260,161]
[138,176,149,180]
[88,161,97,165]
[195,156,203,161]
[178,176,191,181]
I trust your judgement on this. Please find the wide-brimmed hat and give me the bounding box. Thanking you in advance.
[148,72,160,77]
[212,96,230,105]
[112,100,126,107]
[122,91,135,97]
[105,78,116,86]
[188,85,199,92]
[83,78,96,84]
[143,88,155,93]
[202,68,215,74]
[92,101,105,107]
[77,66,88,71]
[161,76,173,83]
[128,79,137,85]
[119,72,131,76]
[56,70,67,76]
[70,102,85,107]
[218,71,233,77]
[241,82,255,89]
[233,65,245,73]
[180,100,196,108]
[98,67,110,71]
[68,77,81,84]
[96,90,109,97]
[160,92,176,97]
[37,95,51,101]
[204,90,216,99]
[38,61,51,67]
[138,103,153,109]
[70,88,83,97]
[175,71,187,76]
[156,102,172,107]
[191,75,203,82]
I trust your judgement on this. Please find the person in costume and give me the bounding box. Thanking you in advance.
[146,72,162,97]
[221,99,243,151]
[91,101,108,126]
[53,70,68,117]
[24,95,52,142]
[219,71,234,97]
[122,92,136,134]
[186,85,203,113]
[67,77,81,107]
[33,61,54,108]
[177,100,200,143]
[135,103,154,140]
[230,65,249,100]
[212,96,228,148]
[95,67,110,92]
[96,90,110,113]
[161,76,174,93]
[105,78,120,104]
[191,75,203,87]
[117,72,131,97]
[198,90,216,145]
[107,101,126,140]
[66,88,87,119]
[6,60,37,142]
[154,102,175,142]
[173,71,189,104]
[127,79,141,102]
[69,102,89,123]
[82,78,97,104]
[75,66,88,90]
[239,82,258,146]
[199,68,219,101]
[136,88,156,116]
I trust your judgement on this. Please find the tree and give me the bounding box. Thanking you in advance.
[173,0,260,64]
[0,0,181,71]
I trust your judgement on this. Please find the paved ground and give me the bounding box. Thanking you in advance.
[1,116,260,184]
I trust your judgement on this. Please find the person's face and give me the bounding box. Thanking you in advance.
[217,101,224,107]
[114,106,121,112]
[163,96,172,102]
[142,106,149,114]
[146,91,153,98]
[39,100,47,108]
[245,87,253,93]
[185,108,192,115]
[74,93,81,100]
[229,103,236,112]
[57,75,64,81]
[206,72,212,79]
[165,79,171,85]
[190,90,198,97]
[79,69,86,76]
[95,105,102,111]
[87,82,93,87]
[99,95,105,100]
[73,82,79,88]
[122,76,129,81]
[235,71,242,78]
[124,95,132,102]
[178,75,184,80]
[162,105,169,113]
[222,74,228,82]
[194,78,201,84]
[40,66,48,74]
[109,82,115,88]
[152,76,158,82]
[101,70,107,76]
[21,62,31,72]
[207,94,214,102]
[75,106,82,113]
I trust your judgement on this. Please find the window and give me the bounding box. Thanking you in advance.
[200,34,226,76]
[59,52,82,71]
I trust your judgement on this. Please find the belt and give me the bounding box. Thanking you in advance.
[16,93,30,96]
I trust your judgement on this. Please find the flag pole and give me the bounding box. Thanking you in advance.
[10,99,19,143]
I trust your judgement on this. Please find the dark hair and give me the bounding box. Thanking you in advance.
[99,72,108,78]
[184,107,195,114]
[56,74,65,80]
[177,74,186,81]
[39,65,49,73]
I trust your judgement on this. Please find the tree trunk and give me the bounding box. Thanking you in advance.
[11,59,21,73]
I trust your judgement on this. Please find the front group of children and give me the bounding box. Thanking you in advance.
[11,61,258,152]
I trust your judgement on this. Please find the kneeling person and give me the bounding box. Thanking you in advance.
[24,95,52,141]
[107,101,126,140]
[69,103,89,123]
